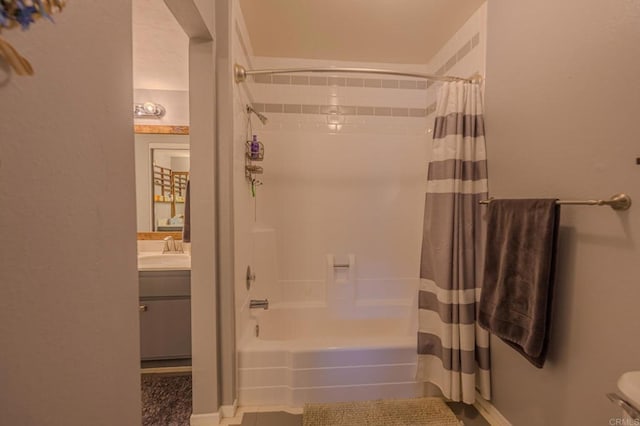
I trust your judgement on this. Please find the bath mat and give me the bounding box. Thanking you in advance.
[303,397,461,426]
[141,373,192,426]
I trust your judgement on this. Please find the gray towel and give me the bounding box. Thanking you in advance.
[478,199,560,368]
[182,180,190,243]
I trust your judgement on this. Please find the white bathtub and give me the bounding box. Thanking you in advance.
[238,301,424,407]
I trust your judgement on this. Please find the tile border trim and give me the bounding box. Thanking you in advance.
[253,102,435,118]
[250,32,480,91]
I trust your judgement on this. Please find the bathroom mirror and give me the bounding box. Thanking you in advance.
[151,148,190,231]
[134,125,190,233]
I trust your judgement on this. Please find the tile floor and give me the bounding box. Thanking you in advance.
[220,406,303,426]
[141,368,491,425]
[221,402,490,426]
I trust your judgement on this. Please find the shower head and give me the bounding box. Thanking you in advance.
[247,105,268,125]
[254,110,268,125]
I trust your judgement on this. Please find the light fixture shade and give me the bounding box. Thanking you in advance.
[134,102,166,118]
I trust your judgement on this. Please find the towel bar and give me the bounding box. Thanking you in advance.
[607,393,640,420]
[333,264,350,268]
[479,193,631,211]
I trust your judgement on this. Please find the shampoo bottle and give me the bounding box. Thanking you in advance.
[250,135,260,160]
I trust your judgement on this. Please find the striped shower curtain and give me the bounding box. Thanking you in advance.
[416,81,491,404]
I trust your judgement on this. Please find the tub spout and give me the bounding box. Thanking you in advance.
[249,299,269,310]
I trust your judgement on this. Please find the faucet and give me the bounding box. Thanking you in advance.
[163,236,185,253]
[249,299,269,310]
[162,236,174,253]
[162,235,184,253]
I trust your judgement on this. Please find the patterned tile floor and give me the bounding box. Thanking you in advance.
[141,372,490,426]
[141,373,192,426]
[228,402,490,426]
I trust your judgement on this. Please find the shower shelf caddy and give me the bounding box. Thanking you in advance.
[244,105,266,185]
[244,140,264,180]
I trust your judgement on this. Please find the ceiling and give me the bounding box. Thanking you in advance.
[132,0,189,91]
[131,0,486,91]
[238,0,486,64]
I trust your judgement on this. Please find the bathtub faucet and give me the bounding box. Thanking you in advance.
[249,299,269,310]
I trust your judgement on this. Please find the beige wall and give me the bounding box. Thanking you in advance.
[160,2,221,422]
[0,2,141,426]
[485,1,640,424]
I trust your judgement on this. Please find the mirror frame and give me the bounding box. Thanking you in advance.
[135,124,190,240]
[137,231,183,240]
[134,124,189,135]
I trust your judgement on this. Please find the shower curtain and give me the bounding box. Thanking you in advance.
[416,81,491,404]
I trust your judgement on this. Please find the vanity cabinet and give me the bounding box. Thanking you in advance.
[139,270,191,361]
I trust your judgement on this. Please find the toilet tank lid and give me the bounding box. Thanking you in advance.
[618,371,640,408]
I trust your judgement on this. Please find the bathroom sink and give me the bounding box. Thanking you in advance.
[137,253,191,271]
[619,371,640,409]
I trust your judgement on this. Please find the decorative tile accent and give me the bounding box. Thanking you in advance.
[432,32,481,79]
[251,103,428,118]
[381,80,399,89]
[254,74,272,84]
[392,108,409,117]
[356,106,374,115]
[291,75,309,85]
[328,77,346,86]
[250,32,481,92]
[472,32,480,48]
[409,108,427,117]
[456,40,472,62]
[398,80,417,89]
[283,104,302,113]
[445,56,457,73]
[253,72,446,91]
[339,106,357,115]
[265,103,284,113]
[364,79,382,88]
[309,76,327,86]
[346,78,364,87]
[320,105,339,114]
[272,75,291,84]
[252,103,265,112]
[301,104,320,114]
[374,107,392,116]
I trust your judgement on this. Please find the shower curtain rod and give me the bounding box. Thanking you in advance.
[479,193,632,211]
[234,63,481,84]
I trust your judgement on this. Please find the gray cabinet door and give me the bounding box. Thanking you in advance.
[139,298,191,360]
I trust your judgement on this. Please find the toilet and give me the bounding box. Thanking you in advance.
[609,371,640,423]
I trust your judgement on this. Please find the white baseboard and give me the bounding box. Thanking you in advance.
[190,412,221,426]
[220,399,238,418]
[473,392,512,426]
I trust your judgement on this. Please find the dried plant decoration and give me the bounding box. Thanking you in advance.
[0,0,68,76]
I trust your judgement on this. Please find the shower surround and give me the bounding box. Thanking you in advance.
[236,55,430,404]
[232,3,488,407]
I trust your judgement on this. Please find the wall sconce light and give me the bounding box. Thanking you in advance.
[134,102,166,118]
